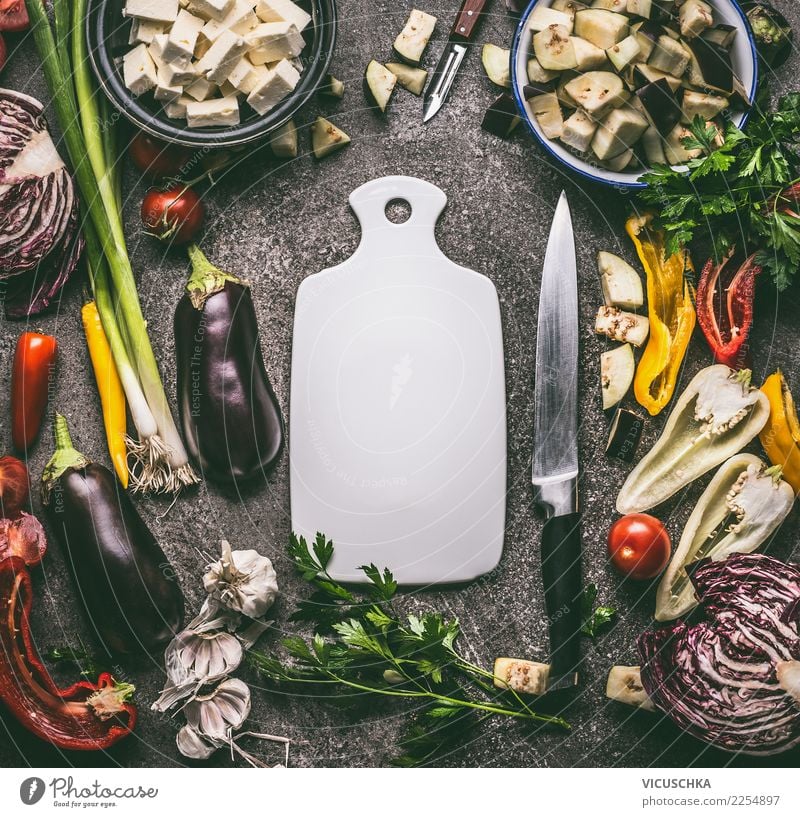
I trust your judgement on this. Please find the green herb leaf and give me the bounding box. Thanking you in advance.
[580,584,617,639]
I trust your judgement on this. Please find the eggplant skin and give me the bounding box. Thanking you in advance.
[45,464,184,655]
[175,281,284,484]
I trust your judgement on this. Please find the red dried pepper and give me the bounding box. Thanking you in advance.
[696,251,759,370]
[0,556,136,750]
[10,332,57,454]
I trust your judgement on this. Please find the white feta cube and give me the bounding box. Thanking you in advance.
[162,9,204,61]
[186,96,241,127]
[124,0,179,23]
[246,21,304,64]
[149,35,197,85]
[246,57,299,114]
[154,75,183,103]
[255,0,311,31]
[123,44,158,95]
[202,0,259,40]
[226,56,269,94]
[185,76,216,100]
[129,18,167,44]
[197,29,248,83]
[186,0,233,21]
[165,95,192,118]
[219,81,242,98]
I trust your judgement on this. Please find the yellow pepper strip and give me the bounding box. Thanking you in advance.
[760,371,800,493]
[626,214,697,416]
[81,300,129,488]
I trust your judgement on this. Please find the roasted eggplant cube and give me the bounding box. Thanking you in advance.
[533,24,578,70]
[393,9,437,65]
[482,93,521,138]
[364,60,397,112]
[606,408,645,462]
[685,37,734,93]
[637,78,682,134]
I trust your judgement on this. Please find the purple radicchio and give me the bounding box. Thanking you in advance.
[0,88,83,318]
[638,553,800,756]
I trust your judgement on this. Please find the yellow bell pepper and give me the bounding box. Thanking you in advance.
[760,370,800,493]
[626,214,696,416]
[82,300,129,488]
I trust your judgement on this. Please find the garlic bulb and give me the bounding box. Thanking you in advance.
[183,678,251,740]
[203,540,279,619]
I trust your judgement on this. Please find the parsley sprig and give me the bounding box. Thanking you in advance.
[249,533,570,766]
[638,91,800,290]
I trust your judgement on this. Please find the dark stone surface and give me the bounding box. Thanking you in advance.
[1,1,800,769]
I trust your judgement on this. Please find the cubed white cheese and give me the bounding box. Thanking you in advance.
[165,95,192,118]
[197,29,248,83]
[149,35,197,85]
[129,18,167,44]
[246,57,299,114]
[154,75,183,103]
[124,0,179,23]
[186,96,241,127]
[162,9,204,61]
[255,0,311,31]
[219,81,242,98]
[226,56,269,93]
[246,21,304,65]
[123,44,159,95]
[185,76,216,100]
[186,0,234,21]
[202,0,259,40]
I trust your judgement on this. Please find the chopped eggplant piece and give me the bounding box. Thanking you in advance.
[364,60,397,113]
[598,147,636,170]
[595,305,649,346]
[482,43,511,87]
[681,89,728,122]
[564,70,625,117]
[605,666,656,710]
[701,25,737,49]
[528,6,574,32]
[533,24,578,70]
[525,80,558,99]
[320,74,345,99]
[606,408,645,463]
[493,658,550,696]
[641,124,666,163]
[527,57,559,84]
[561,108,598,152]
[311,117,350,159]
[663,122,703,164]
[630,20,658,61]
[601,343,636,409]
[633,63,682,92]
[572,35,608,70]
[636,78,681,134]
[607,34,641,71]
[556,74,579,109]
[626,0,652,17]
[648,34,690,77]
[592,0,627,11]
[531,92,564,139]
[679,0,713,39]
[685,37,733,93]
[482,93,521,138]
[591,106,648,160]
[269,118,297,159]
[385,62,428,96]
[598,250,644,309]
[552,0,588,13]
[393,9,437,66]
[574,8,629,49]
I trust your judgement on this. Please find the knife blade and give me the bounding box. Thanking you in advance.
[531,191,582,691]
[423,0,489,123]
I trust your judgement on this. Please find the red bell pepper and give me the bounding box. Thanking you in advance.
[11,332,57,454]
[0,556,136,750]
[696,251,759,370]
[0,0,29,32]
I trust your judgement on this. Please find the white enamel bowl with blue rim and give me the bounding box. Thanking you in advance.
[510,0,758,189]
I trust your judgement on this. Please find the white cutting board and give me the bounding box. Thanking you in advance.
[290,176,506,584]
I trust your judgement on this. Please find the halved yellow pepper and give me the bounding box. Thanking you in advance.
[626,214,697,416]
[760,371,800,493]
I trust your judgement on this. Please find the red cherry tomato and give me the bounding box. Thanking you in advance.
[608,513,671,580]
[141,186,205,245]
[0,0,29,32]
[128,132,193,179]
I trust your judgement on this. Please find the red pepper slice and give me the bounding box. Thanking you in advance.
[11,332,57,454]
[0,556,136,750]
[0,0,28,32]
[696,252,759,370]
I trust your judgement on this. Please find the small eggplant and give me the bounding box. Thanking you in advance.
[176,245,284,483]
[41,416,184,655]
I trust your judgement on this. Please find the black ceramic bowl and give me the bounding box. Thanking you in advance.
[86,0,337,148]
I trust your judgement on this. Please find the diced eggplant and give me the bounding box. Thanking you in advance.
[574,8,629,49]
[745,3,793,69]
[641,124,667,163]
[601,343,635,410]
[482,43,511,87]
[636,78,681,134]
[556,74,579,109]
[561,108,598,152]
[633,63,682,92]
[527,57,559,84]
[597,148,636,171]
[630,20,659,61]
[533,24,578,70]
[269,118,297,159]
[385,62,428,96]
[679,0,713,39]
[564,70,625,117]
[648,34,690,77]
[524,80,559,99]
[591,0,627,11]
[591,106,648,159]
[493,657,550,696]
[528,6,574,33]
[531,92,564,139]
[701,25,737,50]
[572,36,607,70]
[311,117,350,159]
[626,0,652,18]
[552,0,588,12]
[607,34,641,71]
[320,74,345,99]
[595,305,649,346]
[606,407,645,462]
[663,122,703,164]
[681,89,728,122]
[482,93,521,138]
[685,37,734,93]
[364,60,397,113]
[598,250,644,309]
[605,666,656,710]
[393,9,437,66]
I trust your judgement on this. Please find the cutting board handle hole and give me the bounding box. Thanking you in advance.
[384,198,412,225]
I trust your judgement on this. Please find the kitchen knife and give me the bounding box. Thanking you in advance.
[531,191,582,692]
[422,0,489,123]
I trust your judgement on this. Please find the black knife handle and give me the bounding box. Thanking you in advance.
[451,0,489,40]
[541,512,583,678]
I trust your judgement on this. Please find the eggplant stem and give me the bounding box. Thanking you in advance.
[186,244,245,310]
[41,414,90,500]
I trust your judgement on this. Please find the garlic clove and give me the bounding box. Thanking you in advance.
[176,725,216,760]
[184,678,251,740]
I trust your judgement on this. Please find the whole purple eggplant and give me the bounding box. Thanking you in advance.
[175,245,284,483]
[42,415,184,655]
